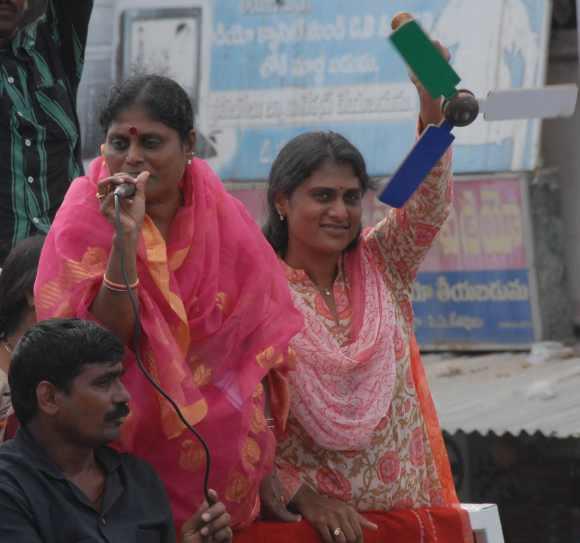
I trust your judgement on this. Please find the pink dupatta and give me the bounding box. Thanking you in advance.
[286,245,397,451]
[35,157,303,529]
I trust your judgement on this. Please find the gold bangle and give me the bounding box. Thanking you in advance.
[265,417,276,430]
[103,274,139,291]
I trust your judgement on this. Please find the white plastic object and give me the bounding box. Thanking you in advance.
[479,84,578,121]
[462,504,505,543]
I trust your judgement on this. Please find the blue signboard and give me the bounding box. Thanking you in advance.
[413,270,535,346]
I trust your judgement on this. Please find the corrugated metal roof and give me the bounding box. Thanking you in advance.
[424,350,580,438]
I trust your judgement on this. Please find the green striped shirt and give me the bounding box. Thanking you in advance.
[0,0,93,262]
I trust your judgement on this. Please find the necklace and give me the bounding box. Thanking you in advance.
[314,282,341,326]
[312,278,334,298]
[313,283,332,297]
[1,340,12,354]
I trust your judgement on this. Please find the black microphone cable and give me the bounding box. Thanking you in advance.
[113,193,212,504]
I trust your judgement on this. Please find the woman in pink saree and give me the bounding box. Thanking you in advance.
[34,75,303,532]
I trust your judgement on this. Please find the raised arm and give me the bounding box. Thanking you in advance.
[364,40,453,292]
[365,149,452,292]
[47,0,94,90]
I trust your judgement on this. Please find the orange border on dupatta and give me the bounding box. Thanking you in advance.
[410,334,474,543]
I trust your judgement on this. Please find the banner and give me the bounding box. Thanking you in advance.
[79,0,551,180]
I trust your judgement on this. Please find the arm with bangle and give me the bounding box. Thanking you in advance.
[90,231,140,345]
[89,171,149,345]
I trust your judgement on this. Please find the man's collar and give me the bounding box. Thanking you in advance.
[14,427,122,480]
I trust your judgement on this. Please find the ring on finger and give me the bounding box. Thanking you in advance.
[333,527,343,537]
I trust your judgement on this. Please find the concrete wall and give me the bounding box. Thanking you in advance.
[542,29,580,327]
[529,169,574,340]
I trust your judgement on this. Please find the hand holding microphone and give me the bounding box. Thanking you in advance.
[97,171,148,199]
[114,180,138,199]
[97,171,150,237]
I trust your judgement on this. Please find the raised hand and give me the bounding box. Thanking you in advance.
[391,12,451,127]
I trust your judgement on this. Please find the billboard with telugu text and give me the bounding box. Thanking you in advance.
[410,176,536,346]
[413,176,535,346]
[364,174,537,347]
[78,1,546,347]
[79,0,551,180]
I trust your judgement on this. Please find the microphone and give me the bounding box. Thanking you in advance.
[113,182,137,199]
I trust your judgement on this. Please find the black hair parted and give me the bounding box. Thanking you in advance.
[263,131,377,255]
[99,74,194,142]
[8,319,125,426]
[0,235,44,339]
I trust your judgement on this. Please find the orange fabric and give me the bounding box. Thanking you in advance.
[235,508,474,543]
[409,335,473,541]
[266,370,291,433]
[409,335,458,505]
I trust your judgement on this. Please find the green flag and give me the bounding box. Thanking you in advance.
[390,20,460,100]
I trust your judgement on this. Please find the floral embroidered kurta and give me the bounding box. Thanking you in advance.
[276,151,453,511]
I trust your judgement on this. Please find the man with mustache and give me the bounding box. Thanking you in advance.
[0,0,92,263]
[0,318,232,542]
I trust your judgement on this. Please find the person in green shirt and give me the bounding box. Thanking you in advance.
[0,0,93,263]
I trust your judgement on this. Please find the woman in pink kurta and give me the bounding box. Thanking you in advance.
[275,151,452,509]
[261,52,469,543]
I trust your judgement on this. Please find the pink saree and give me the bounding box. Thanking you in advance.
[34,157,303,529]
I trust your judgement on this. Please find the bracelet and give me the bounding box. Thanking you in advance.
[103,274,139,292]
[265,417,276,430]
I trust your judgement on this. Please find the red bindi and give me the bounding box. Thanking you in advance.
[129,126,138,136]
